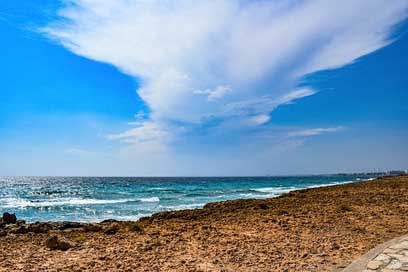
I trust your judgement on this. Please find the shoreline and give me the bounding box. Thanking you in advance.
[1,175,380,224]
[1,175,407,271]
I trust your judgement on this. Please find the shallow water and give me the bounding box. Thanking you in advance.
[0,175,377,222]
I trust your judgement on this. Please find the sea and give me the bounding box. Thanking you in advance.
[0,175,378,223]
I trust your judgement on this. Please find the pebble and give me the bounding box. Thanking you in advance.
[367,260,383,270]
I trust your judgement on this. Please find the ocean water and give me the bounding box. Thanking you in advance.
[0,175,378,223]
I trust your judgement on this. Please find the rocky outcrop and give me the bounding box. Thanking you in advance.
[45,235,74,251]
[100,219,119,224]
[8,224,29,234]
[0,213,18,234]
[57,221,84,230]
[0,212,17,227]
[28,222,53,233]
[0,213,128,237]
[104,222,120,235]
[16,219,26,226]
[83,223,102,232]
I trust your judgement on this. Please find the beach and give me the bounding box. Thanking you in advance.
[0,175,371,223]
[0,175,407,271]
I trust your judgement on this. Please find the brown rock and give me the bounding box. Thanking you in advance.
[45,235,74,251]
[83,223,102,232]
[104,223,120,235]
[101,219,119,224]
[28,222,52,233]
[16,220,26,226]
[2,213,17,224]
[8,224,28,234]
[57,221,84,230]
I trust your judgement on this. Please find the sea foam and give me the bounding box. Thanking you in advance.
[2,197,160,208]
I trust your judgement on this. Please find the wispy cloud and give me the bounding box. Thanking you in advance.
[222,88,316,118]
[106,121,172,144]
[288,127,346,137]
[193,85,232,101]
[43,0,407,158]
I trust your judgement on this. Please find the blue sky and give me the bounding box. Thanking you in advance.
[0,0,407,176]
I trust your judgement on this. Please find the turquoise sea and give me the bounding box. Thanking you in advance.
[0,175,378,223]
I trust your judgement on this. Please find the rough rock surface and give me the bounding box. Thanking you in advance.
[45,235,74,251]
[1,212,17,225]
[104,223,120,235]
[0,175,407,271]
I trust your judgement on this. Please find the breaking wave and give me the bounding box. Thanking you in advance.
[2,197,160,208]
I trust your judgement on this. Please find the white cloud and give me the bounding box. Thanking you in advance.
[221,87,316,118]
[193,85,232,101]
[106,121,171,144]
[249,115,270,126]
[43,0,407,151]
[288,127,345,137]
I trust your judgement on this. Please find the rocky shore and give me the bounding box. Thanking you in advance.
[0,175,407,271]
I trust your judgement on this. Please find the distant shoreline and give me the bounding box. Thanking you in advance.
[1,171,404,178]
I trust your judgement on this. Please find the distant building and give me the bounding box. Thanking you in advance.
[388,170,407,176]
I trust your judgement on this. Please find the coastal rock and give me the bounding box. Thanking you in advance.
[2,213,17,225]
[16,220,26,226]
[57,221,84,230]
[101,219,119,224]
[104,223,120,235]
[28,222,52,233]
[45,235,74,251]
[83,223,102,232]
[8,224,29,234]
[127,222,143,233]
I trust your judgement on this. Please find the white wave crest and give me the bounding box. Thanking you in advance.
[253,187,294,194]
[252,179,361,197]
[160,203,205,210]
[139,197,160,203]
[2,197,160,208]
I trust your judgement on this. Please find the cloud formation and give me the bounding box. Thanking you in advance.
[288,127,345,137]
[193,85,232,102]
[44,0,408,160]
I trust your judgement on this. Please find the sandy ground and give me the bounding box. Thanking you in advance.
[0,175,407,272]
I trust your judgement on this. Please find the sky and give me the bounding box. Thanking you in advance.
[0,0,408,176]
